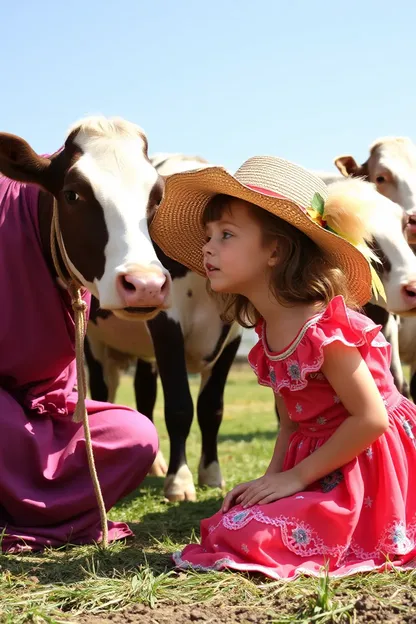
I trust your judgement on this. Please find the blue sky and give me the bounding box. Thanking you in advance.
[2,0,415,173]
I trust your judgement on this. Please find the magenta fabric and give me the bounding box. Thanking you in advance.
[0,175,158,552]
[173,296,416,579]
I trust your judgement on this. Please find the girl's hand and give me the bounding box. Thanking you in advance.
[221,480,257,513]
[236,470,304,508]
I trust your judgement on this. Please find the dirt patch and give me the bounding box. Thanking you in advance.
[351,591,416,623]
[77,603,296,624]
[76,588,416,624]
[77,603,282,623]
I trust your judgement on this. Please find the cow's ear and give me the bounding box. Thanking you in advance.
[0,133,51,188]
[334,155,363,177]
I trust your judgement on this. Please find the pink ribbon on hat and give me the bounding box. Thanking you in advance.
[245,184,325,227]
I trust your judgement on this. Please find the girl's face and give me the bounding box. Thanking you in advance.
[202,199,278,295]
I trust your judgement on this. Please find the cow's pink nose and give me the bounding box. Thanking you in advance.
[117,271,167,308]
[402,282,416,306]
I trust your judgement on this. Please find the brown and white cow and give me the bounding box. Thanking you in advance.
[360,188,416,396]
[315,177,416,317]
[315,173,416,395]
[334,137,416,243]
[0,116,171,318]
[329,137,416,398]
[85,153,242,502]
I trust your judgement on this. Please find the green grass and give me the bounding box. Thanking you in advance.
[0,364,414,623]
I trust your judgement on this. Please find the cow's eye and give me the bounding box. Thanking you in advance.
[64,190,79,202]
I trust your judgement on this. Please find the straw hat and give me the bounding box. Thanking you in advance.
[150,155,374,306]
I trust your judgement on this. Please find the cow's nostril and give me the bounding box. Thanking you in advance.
[121,275,136,292]
[403,286,416,298]
[409,216,416,225]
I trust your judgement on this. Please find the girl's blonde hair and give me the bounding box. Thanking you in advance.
[203,194,360,328]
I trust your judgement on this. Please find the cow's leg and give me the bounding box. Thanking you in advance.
[84,336,109,402]
[147,313,195,502]
[384,314,408,395]
[134,358,157,417]
[364,305,407,395]
[197,335,241,490]
[402,381,410,399]
[134,358,167,477]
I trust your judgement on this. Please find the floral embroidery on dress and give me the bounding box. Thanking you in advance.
[316,416,327,425]
[223,508,253,531]
[320,469,344,493]
[269,368,276,385]
[296,403,303,413]
[287,360,301,381]
[292,527,311,545]
[232,511,249,523]
[348,517,416,562]
[176,508,416,575]
[231,511,416,561]
[364,496,373,508]
[252,511,346,559]
[365,447,373,459]
[208,517,223,534]
[402,419,415,444]
[333,395,340,404]
[389,522,412,551]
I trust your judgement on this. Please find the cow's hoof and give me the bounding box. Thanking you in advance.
[149,450,168,477]
[164,465,196,502]
[198,459,225,489]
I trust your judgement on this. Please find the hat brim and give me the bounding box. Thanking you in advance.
[150,166,372,306]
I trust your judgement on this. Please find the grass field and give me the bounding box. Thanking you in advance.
[0,364,415,623]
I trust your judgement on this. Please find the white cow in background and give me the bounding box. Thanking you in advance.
[320,136,416,399]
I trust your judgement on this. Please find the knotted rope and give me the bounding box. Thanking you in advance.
[50,199,108,548]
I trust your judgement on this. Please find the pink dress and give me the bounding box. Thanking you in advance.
[173,296,416,579]
[0,176,158,552]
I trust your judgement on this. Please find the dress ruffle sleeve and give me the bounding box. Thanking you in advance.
[248,296,390,395]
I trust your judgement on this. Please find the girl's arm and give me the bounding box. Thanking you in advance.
[265,394,298,474]
[222,395,297,513]
[291,341,389,488]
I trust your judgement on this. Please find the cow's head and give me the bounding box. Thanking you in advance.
[365,189,416,316]
[0,116,171,320]
[334,137,416,243]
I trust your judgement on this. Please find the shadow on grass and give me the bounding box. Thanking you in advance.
[0,492,220,587]
[115,478,221,548]
[113,476,167,507]
[0,539,173,585]
[136,496,220,544]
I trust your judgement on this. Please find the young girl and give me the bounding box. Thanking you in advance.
[150,156,416,579]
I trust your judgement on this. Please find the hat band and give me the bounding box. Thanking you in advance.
[246,183,327,228]
[245,184,291,201]
[245,184,310,215]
